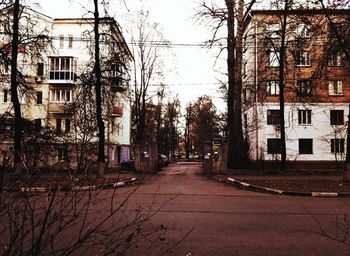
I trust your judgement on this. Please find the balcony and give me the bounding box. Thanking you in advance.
[48,71,77,84]
[48,57,77,84]
[111,105,123,117]
[48,103,69,114]
[110,77,127,92]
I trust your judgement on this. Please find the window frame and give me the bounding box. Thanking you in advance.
[267,138,281,154]
[36,91,43,105]
[295,51,311,66]
[267,81,280,96]
[268,51,280,67]
[297,80,312,97]
[267,109,281,125]
[68,35,73,48]
[331,138,345,153]
[266,23,280,39]
[65,119,71,134]
[295,23,310,39]
[299,138,313,154]
[59,35,64,49]
[57,145,69,162]
[49,57,77,81]
[3,89,8,103]
[37,63,44,76]
[49,89,72,103]
[298,109,312,125]
[330,110,344,125]
[328,80,343,96]
[56,118,62,134]
[328,52,343,67]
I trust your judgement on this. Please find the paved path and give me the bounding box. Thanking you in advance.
[118,163,350,255]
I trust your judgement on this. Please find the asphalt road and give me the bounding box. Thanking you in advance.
[118,163,350,256]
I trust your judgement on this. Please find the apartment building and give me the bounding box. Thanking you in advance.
[0,5,133,169]
[242,9,350,168]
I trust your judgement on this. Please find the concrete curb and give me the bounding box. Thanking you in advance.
[3,177,139,193]
[225,177,350,197]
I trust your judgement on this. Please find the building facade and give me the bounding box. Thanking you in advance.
[0,5,133,169]
[242,9,350,168]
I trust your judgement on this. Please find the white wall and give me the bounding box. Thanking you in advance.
[247,103,349,161]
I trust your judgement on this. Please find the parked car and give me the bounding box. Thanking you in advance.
[158,154,169,169]
[120,159,135,171]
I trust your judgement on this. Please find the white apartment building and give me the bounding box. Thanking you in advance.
[0,5,133,169]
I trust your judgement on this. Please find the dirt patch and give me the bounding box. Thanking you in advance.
[1,173,140,190]
[240,179,350,193]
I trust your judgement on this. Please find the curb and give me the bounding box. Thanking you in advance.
[3,177,139,193]
[225,177,350,197]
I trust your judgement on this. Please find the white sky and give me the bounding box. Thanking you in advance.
[28,0,227,112]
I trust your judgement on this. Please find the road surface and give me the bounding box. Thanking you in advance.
[113,163,350,255]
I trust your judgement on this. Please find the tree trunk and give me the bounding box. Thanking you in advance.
[279,0,289,171]
[93,0,105,177]
[11,0,22,174]
[226,0,248,169]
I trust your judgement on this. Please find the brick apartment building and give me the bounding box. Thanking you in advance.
[242,9,350,168]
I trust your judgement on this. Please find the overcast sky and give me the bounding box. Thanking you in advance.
[27,0,227,112]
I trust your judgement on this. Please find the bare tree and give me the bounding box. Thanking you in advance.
[9,0,21,174]
[132,10,168,145]
[196,0,257,169]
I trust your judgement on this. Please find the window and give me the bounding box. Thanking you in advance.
[49,57,77,81]
[331,138,345,153]
[299,139,313,154]
[37,35,46,49]
[36,91,43,104]
[267,81,279,96]
[329,22,346,38]
[111,63,120,77]
[328,52,343,66]
[3,89,8,102]
[266,23,280,39]
[68,35,73,48]
[298,109,312,125]
[267,138,281,154]
[244,113,248,130]
[65,119,71,133]
[37,63,44,76]
[295,51,311,66]
[328,81,343,96]
[330,110,344,125]
[295,23,309,39]
[50,90,72,103]
[3,63,9,74]
[58,145,69,161]
[268,51,280,67]
[59,35,64,48]
[267,110,280,125]
[22,60,28,76]
[56,119,62,134]
[243,88,247,103]
[35,118,41,131]
[297,80,312,97]
[20,94,27,104]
